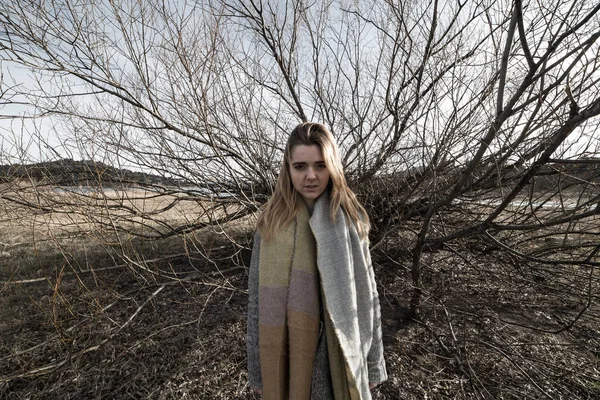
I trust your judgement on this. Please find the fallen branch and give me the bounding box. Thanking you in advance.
[0,251,214,285]
[0,285,166,383]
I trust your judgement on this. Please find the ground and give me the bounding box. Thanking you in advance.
[0,188,598,399]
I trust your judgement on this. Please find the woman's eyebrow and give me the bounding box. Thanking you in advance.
[292,161,325,165]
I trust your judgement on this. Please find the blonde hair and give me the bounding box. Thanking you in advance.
[257,122,370,240]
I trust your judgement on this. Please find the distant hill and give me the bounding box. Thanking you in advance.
[2,157,597,192]
[465,157,600,191]
[534,158,600,189]
[0,159,182,187]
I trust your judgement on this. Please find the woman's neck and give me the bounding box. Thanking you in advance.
[303,197,315,215]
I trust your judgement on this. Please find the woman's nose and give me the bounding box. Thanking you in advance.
[306,168,317,180]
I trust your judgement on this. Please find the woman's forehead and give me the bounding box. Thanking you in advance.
[290,144,324,162]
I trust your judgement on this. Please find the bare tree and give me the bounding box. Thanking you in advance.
[1,0,600,398]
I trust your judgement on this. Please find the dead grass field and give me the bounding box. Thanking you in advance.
[1,187,599,399]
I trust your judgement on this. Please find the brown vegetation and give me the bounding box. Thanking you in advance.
[1,186,598,399]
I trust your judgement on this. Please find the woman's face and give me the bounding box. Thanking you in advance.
[289,144,331,210]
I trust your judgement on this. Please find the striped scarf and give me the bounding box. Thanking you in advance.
[258,200,321,399]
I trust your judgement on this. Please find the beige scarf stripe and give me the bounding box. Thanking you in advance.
[258,200,321,400]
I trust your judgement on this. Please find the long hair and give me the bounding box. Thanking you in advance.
[256,122,370,240]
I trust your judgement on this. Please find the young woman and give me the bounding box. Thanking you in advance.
[247,122,387,399]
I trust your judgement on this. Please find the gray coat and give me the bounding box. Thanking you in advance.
[247,193,387,399]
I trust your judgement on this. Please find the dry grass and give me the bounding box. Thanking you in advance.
[1,186,599,399]
[1,187,257,399]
